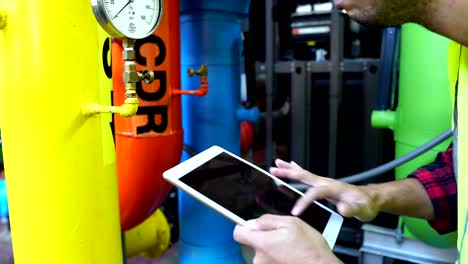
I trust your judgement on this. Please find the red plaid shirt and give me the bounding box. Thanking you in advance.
[408,144,457,234]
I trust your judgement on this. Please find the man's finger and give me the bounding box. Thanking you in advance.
[234,225,274,250]
[253,252,272,264]
[290,161,303,169]
[274,159,303,171]
[269,167,303,181]
[336,202,354,218]
[274,158,294,169]
[233,225,257,247]
[292,186,341,216]
[270,167,323,187]
[255,214,293,230]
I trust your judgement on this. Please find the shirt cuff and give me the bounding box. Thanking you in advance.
[408,169,457,235]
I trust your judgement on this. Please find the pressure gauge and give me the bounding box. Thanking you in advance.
[91,0,162,39]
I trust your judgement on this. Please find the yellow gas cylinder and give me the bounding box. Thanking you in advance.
[125,209,171,258]
[0,1,123,263]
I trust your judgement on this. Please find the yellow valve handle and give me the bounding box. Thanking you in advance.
[0,3,7,29]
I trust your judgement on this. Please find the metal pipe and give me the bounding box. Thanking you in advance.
[328,7,344,178]
[265,0,274,169]
[179,1,250,263]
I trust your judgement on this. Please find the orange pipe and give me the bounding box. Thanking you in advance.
[112,0,183,231]
[173,76,208,96]
[173,65,209,96]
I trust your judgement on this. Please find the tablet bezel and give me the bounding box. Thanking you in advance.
[163,145,343,248]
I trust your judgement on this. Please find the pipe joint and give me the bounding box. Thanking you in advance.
[173,64,209,96]
[236,106,260,122]
[82,39,146,118]
[372,110,396,130]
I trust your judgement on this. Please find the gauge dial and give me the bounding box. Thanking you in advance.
[91,0,162,39]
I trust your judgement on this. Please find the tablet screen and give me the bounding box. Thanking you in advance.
[180,152,331,233]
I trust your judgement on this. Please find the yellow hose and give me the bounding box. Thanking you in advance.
[125,209,171,258]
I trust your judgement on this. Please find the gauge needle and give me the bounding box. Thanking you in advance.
[112,0,134,19]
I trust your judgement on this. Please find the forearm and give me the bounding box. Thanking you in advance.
[362,178,434,220]
[301,252,344,264]
[418,0,468,46]
[315,253,344,264]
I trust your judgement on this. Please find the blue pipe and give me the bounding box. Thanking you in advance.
[179,1,252,263]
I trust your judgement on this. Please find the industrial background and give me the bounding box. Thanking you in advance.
[0,0,457,263]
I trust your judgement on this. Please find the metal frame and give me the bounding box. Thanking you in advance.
[265,4,378,178]
[287,59,381,173]
[289,62,310,168]
[328,8,345,178]
[362,60,384,169]
[359,224,458,264]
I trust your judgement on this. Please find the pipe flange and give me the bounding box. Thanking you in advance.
[0,5,7,29]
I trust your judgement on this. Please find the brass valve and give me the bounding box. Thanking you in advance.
[82,38,142,118]
[188,64,208,78]
[140,70,156,84]
[173,64,209,97]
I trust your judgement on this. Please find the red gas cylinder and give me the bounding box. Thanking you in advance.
[240,121,254,155]
[112,0,183,231]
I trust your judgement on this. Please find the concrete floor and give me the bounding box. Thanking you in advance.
[0,233,13,264]
[128,244,255,264]
[0,234,255,264]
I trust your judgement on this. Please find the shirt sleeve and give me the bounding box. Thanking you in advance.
[408,144,457,235]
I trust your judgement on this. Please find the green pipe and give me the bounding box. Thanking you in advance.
[373,23,455,248]
[372,110,396,130]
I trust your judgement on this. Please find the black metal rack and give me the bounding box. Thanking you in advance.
[262,1,388,178]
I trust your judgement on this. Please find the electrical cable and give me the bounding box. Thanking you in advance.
[183,144,198,157]
[291,129,452,191]
[339,129,452,183]
[184,129,452,188]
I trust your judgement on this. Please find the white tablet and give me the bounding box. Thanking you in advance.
[163,145,343,248]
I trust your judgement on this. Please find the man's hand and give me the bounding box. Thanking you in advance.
[332,0,468,47]
[233,214,343,264]
[270,159,380,221]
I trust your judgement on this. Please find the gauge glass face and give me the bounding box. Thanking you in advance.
[102,0,161,39]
